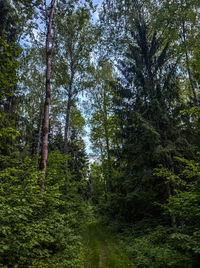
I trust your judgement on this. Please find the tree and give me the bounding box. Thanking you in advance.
[88,163,105,206]
[54,5,98,155]
[0,0,19,42]
[108,17,186,222]
[40,0,57,181]
[19,47,46,157]
[89,60,119,195]
[0,36,21,157]
[152,0,200,106]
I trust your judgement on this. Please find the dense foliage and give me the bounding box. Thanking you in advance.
[1,0,200,267]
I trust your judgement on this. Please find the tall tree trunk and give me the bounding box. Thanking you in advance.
[40,0,56,184]
[36,107,43,155]
[103,88,112,191]
[64,88,72,155]
[64,65,74,155]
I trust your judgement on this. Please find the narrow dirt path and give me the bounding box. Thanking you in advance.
[83,221,134,268]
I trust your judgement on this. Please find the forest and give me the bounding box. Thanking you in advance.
[1,0,200,267]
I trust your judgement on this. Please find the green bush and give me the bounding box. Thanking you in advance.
[0,152,88,267]
[119,225,192,268]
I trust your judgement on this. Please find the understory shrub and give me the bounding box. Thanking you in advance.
[0,152,89,267]
[117,225,193,268]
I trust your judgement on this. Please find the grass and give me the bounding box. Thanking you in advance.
[83,221,134,268]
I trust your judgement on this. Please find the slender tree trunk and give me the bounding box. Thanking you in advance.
[64,61,74,155]
[64,86,72,155]
[103,88,112,191]
[36,107,43,155]
[40,0,56,184]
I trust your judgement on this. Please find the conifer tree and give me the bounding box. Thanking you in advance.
[111,17,186,221]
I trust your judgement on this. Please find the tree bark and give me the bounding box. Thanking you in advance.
[103,88,112,191]
[64,85,72,155]
[40,0,56,183]
[64,58,74,155]
[36,107,43,155]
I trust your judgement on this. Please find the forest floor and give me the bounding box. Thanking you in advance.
[83,221,134,268]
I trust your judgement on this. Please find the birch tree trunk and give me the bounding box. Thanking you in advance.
[40,0,56,183]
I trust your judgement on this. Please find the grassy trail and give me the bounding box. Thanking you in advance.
[83,222,134,268]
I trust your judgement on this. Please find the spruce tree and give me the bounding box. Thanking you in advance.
[111,18,187,221]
